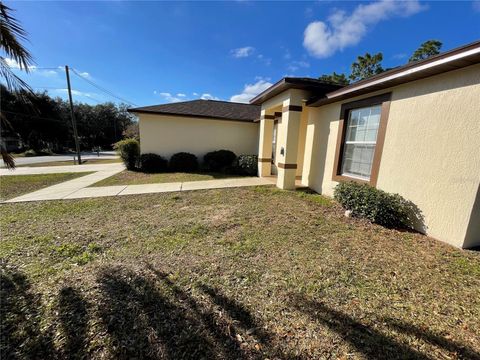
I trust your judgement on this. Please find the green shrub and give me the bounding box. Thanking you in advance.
[140,153,168,173]
[169,152,198,172]
[334,182,414,229]
[203,150,237,171]
[114,139,140,170]
[234,154,258,176]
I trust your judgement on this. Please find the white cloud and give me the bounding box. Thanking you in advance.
[287,60,310,72]
[303,0,425,58]
[200,93,220,100]
[192,92,199,96]
[230,79,273,103]
[177,93,186,97]
[231,46,255,58]
[5,58,39,72]
[52,88,98,99]
[5,58,21,68]
[155,91,184,103]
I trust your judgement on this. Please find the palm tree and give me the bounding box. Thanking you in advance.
[0,2,34,169]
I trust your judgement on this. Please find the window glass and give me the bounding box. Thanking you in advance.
[341,105,381,180]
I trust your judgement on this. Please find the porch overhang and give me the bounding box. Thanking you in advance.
[249,77,343,106]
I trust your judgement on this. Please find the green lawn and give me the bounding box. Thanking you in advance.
[90,170,244,187]
[15,158,122,168]
[1,187,479,359]
[0,172,94,201]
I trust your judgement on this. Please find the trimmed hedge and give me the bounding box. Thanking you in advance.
[114,139,140,170]
[334,181,414,229]
[169,152,198,172]
[203,150,237,171]
[235,154,258,176]
[140,153,168,173]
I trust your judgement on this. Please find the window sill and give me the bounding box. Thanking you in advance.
[332,174,372,186]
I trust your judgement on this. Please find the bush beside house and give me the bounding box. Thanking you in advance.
[234,155,258,176]
[114,139,140,170]
[169,152,199,172]
[140,153,168,173]
[203,150,237,172]
[114,139,256,177]
[334,181,419,229]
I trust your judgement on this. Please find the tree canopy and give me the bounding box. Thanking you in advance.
[409,40,442,62]
[1,85,136,153]
[349,52,384,82]
[318,72,350,85]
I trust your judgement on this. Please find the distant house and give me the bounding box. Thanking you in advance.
[128,100,259,159]
[129,40,479,249]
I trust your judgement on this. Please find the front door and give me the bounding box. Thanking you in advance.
[271,120,278,175]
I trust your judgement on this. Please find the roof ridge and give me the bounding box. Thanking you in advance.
[202,99,259,106]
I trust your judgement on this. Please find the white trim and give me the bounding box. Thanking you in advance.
[327,46,480,98]
[341,172,370,181]
[344,141,376,145]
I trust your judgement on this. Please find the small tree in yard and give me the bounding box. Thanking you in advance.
[114,138,139,170]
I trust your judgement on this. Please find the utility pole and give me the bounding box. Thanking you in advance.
[65,65,82,164]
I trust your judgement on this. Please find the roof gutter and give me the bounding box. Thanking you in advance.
[308,40,480,107]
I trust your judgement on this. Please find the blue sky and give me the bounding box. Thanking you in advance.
[4,1,480,106]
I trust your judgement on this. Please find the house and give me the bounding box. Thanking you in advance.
[252,40,480,249]
[129,41,479,249]
[128,100,259,159]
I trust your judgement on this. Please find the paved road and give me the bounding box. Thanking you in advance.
[0,162,125,176]
[1,151,118,167]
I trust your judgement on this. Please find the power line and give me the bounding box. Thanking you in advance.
[71,68,138,106]
[30,86,105,104]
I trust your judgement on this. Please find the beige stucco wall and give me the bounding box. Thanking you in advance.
[138,113,259,160]
[302,64,480,248]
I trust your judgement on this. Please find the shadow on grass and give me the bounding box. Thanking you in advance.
[0,266,55,359]
[96,265,305,359]
[97,266,220,359]
[3,264,478,359]
[58,286,90,359]
[291,294,480,360]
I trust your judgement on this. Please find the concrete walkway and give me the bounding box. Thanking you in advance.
[3,174,275,203]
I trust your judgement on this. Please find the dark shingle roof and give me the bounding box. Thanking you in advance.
[128,99,260,122]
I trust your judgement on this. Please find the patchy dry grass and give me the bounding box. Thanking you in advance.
[16,158,122,167]
[1,187,479,359]
[90,170,244,187]
[0,172,94,201]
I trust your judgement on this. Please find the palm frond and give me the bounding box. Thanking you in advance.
[0,56,32,93]
[0,112,15,169]
[0,2,34,71]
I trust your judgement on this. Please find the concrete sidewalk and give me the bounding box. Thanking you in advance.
[0,163,125,176]
[3,166,126,202]
[3,176,275,203]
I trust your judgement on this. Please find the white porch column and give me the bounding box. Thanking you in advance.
[277,101,303,190]
[258,109,275,177]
